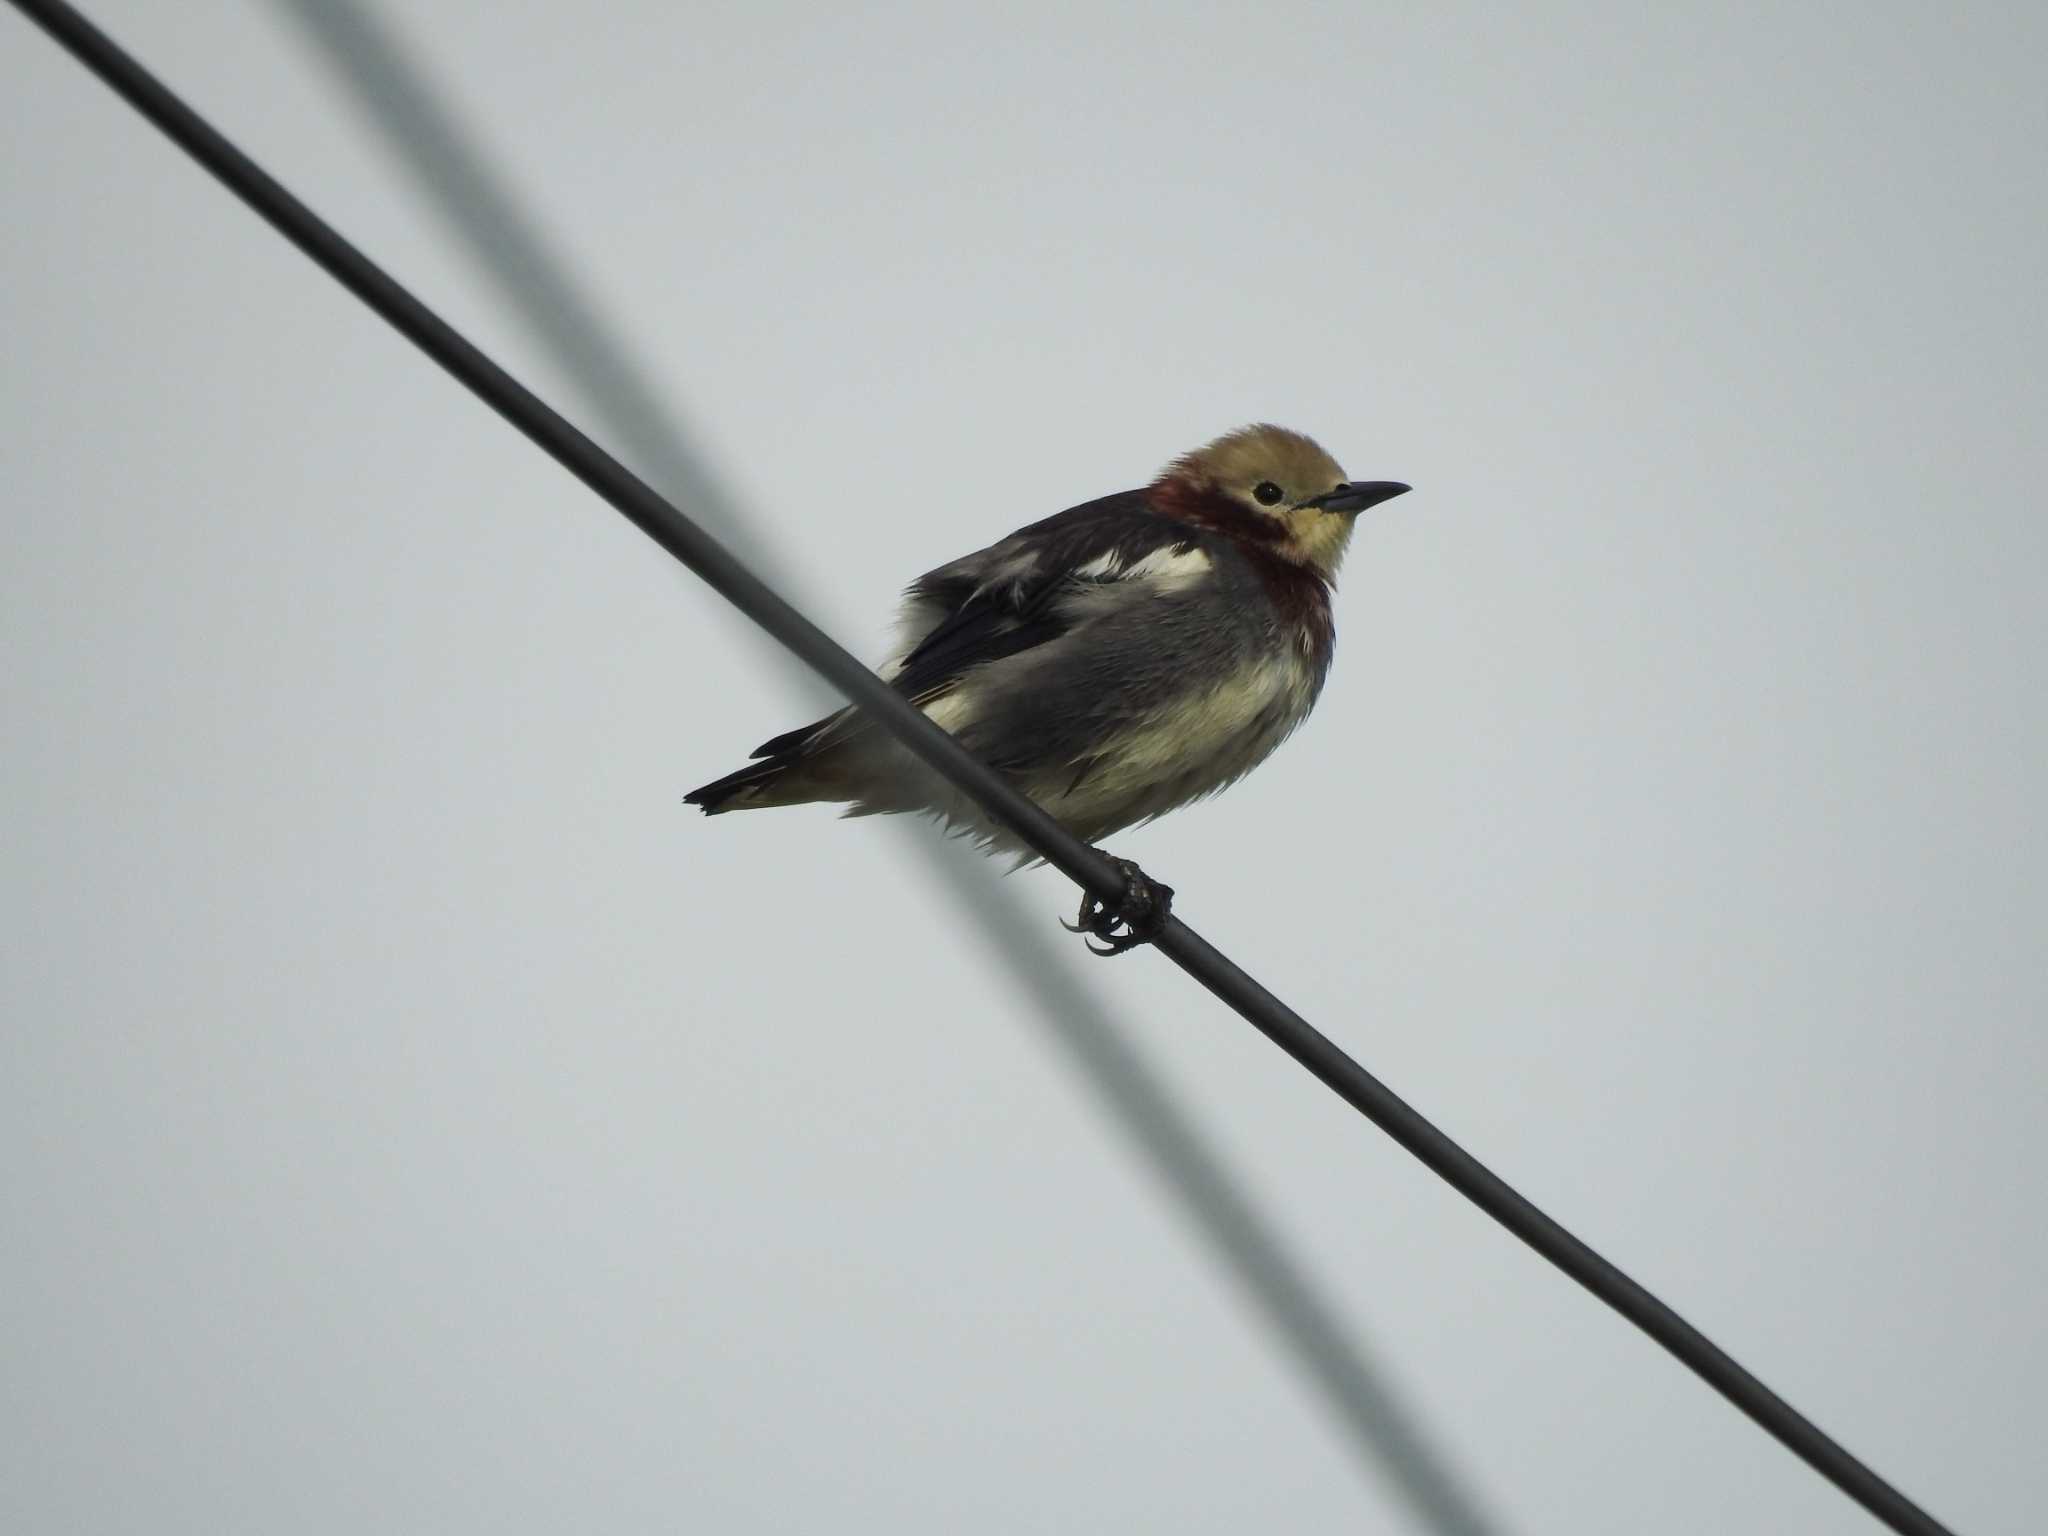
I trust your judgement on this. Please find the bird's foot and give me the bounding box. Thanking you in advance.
[1061,856,1175,957]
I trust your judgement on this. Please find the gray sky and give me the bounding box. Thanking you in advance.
[4,2,2043,1533]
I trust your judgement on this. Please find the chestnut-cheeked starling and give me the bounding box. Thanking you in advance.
[686,424,1409,949]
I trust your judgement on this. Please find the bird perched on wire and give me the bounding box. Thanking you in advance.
[687,424,1409,952]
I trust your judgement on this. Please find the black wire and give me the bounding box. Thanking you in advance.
[9,4,1958,1534]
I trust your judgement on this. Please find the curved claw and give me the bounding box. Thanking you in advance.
[1061,855,1176,958]
[1086,932,1144,958]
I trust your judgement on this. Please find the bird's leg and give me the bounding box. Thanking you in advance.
[1061,855,1176,957]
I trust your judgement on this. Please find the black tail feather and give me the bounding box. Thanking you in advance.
[689,709,841,813]
[684,757,788,814]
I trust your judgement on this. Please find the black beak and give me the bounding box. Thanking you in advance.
[1307,480,1412,515]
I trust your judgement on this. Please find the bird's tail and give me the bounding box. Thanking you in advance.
[683,760,786,814]
[684,714,838,814]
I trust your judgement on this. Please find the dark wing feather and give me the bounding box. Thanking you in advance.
[889,491,1191,702]
[727,491,1193,771]
[885,592,1068,706]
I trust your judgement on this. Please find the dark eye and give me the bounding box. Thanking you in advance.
[1252,481,1284,507]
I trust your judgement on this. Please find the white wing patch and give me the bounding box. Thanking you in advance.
[972,548,1042,605]
[1074,545,1212,592]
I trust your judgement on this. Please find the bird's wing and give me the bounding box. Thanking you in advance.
[888,491,1201,703]
[750,492,1203,762]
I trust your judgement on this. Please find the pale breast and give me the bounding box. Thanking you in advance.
[1032,647,1320,840]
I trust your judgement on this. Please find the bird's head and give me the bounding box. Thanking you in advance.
[1150,424,1409,580]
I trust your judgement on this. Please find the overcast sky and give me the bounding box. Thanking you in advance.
[4,2,2043,1533]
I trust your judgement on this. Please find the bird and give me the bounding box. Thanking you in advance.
[686,424,1410,952]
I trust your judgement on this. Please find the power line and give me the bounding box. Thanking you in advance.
[8,5,1958,1534]
[272,1,1500,1526]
